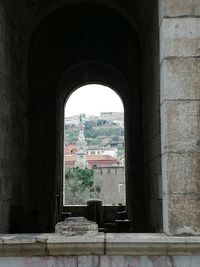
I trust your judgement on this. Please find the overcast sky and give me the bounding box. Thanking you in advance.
[65,84,124,117]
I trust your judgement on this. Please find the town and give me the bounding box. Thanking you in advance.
[64,112,125,206]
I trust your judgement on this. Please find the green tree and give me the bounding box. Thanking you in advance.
[71,167,94,189]
[65,167,99,205]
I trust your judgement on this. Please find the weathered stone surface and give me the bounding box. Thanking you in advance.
[47,233,104,256]
[162,152,200,195]
[0,233,200,258]
[55,217,98,236]
[190,256,200,267]
[164,194,200,235]
[78,256,100,267]
[161,100,200,153]
[173,256,190,267]
[160,18,200,61]
[0,257,78,267]
[101,256,125,267]
[159,0,200,18]
[161,58,200,102]
[0,255,200,267]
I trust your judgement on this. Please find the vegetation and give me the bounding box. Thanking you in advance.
[65,167,100,205]
[65,131,78,144]
[64,118,124,145]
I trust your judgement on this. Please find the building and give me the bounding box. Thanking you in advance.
[64,144,77,155]
[65,154,119,168]
[0,1,200,266]
[87,146,117,158]
[93,166,125,205]
[100,112,123,121]
[65,144,118,158]
[64,115,80,126]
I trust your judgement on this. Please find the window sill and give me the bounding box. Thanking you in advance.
[0,233,200,257]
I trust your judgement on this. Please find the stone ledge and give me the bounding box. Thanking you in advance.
[0,234,200,257]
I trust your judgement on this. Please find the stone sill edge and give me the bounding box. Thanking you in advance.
[0,233,200,257]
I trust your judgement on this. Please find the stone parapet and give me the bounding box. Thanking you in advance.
[0,234,200,257]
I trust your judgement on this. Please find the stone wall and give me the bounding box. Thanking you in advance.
[142,1,162,232]
[0,256,200,267]
[0,233,200,266]
[0,3,28,233]
[93,167,125,205]
[159,0,200,235]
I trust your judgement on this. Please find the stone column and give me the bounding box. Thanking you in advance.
[159,1,200,235]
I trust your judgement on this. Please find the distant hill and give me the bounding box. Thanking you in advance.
[64,115,124,156]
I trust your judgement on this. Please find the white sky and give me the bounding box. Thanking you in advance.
[65,84,124,117]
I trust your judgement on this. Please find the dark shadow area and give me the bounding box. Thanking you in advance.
[0,0,161,234]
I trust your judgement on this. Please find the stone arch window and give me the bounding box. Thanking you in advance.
[25,1,162,234]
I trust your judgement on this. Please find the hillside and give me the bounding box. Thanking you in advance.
[64,116,124,156]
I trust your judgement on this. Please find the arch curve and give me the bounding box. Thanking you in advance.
[57,60,129,108]
[26,0,141,44]
[56,60,130,218]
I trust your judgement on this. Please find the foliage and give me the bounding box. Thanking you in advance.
[84,120,96,129]
[65,131,78,143]
[65,167,99,205]
[84,128,98,138]
[70,167,94,189]
[84,127,123,139]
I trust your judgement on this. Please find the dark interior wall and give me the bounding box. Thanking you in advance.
[0,0,162,233]
[0,3,29,233]
[28,4,146,232]
[142,1,162,232]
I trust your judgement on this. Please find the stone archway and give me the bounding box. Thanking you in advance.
[0,0,162,233]
[27,3,149,232]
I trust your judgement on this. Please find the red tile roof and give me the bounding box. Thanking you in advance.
[64,154,119,167]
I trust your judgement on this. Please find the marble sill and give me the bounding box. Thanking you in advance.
[0,233,200,257]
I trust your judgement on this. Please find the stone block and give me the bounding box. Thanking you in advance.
[161,58,200,102]
[101,256,149,267]
[0,257,78,267]
[162,152,200,195]
[47,234,104,256]
[173,256,190,267]
[141,256,153,267]
[191,256,200,267]
[160,18,200,61]
[78,256,100,267]
[159,0,200,17]
[142,256,179,267]
[161,100,200,153]
[164,194,200,235]
[105,234,168,256]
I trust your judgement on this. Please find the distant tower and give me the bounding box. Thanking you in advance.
[75,115,88,168]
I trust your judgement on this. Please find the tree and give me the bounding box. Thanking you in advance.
[65,167,99,205]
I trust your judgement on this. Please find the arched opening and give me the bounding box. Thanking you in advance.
[63,84,126,222]
[26,1,161,233]
[63,84,126,231]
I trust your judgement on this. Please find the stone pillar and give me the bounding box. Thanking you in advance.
[159,1,200,235]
